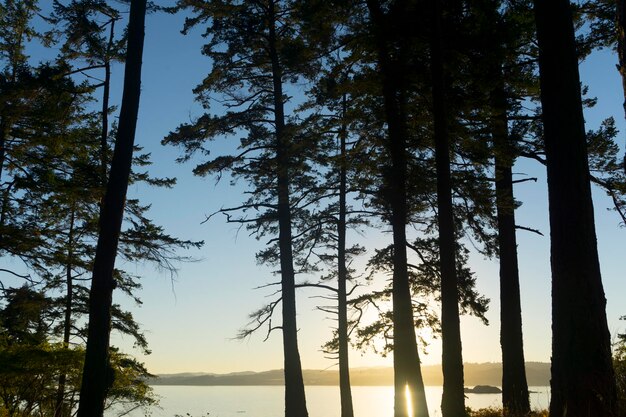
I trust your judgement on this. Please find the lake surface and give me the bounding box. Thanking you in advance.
[112,385,551,417]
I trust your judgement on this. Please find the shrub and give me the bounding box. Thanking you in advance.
[466,407,548,417]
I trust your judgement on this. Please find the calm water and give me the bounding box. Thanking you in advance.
[113,385,550,417]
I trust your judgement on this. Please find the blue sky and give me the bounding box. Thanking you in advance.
[12,2,626,374]
[108,7,626,374]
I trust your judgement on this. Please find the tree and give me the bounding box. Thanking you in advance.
[164,1,328,415]
[77,0,146,415]
[305,56,385,417]
[333,93,355,417]
[0,4,192,416]
[313,86,359,417]
[49,0,125,185]
[0,286,156,417]
[0,1,83,273]
[428,0,466,415]
[492,72,531,417]
[534,0,618,415]
[470,1,532,414]
[363,1,430,416]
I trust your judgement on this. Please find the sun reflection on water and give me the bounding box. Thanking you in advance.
[405,384,414,417]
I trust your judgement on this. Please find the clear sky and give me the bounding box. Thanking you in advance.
[23,3,626,375]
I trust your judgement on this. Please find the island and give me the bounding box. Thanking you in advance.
[464,385,503,394]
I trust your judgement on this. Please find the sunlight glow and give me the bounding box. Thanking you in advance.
[405,384,414,417]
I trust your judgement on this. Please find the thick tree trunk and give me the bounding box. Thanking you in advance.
[430,1,465,416]
[492,86,530,417]
[76,1,146,416]
[389,164,429,417]
[267,2,309,417]
[337,95,355,417]
[365,2,430,417]
[533,1,617,416]
[480,2,530,413]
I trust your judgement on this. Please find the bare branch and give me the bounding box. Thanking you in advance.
[515,225,544,236]
[0,269,32,280]
[512,177,538,184]
[295,282,338,293]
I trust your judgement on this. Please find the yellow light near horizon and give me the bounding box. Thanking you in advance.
[405,384,414,417]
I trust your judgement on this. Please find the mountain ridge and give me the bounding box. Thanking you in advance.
[149,362,550,387]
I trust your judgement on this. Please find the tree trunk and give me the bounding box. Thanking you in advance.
[76,1,146,416]
[337,94,355,417]
[267,2,309,417]
[0,120,7,185]
[430,1,465,416]
[100,61,111,182]
[99,18,116,183]
[617,0,626,174]
[0,121,7,248]
[55,206,76,417]
[365,2,430,417]
[491,84,530,417]
[480,2,530,413]
[534,1,617,416]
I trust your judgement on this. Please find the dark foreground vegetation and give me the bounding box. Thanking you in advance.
[1,0,626,416]
[467,409,548,417]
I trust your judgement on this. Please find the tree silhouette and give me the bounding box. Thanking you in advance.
[77,0,147,415]
[534,0,618,415]
[163,1,330,415]
[363,1,431,415]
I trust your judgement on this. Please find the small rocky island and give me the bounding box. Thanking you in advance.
[464,385,502,394]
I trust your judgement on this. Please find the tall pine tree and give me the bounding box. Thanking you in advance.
[534,0,618,415]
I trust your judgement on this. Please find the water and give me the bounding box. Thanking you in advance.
[115,385,550,417]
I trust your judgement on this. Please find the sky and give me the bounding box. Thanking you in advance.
[12,2,626,375]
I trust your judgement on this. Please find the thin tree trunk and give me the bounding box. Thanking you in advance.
[491,85,530,417]
[55,206,76,417]
[0,121,7,248]
[0,120,7,185]
[100,61,111,182]
[533,1,617,416]
[0,181,13,249]
[76,1,146,416]
[100,19,115,183]
[617,0,626,174]
[337,93,355,417]
[0,28,23,249]
[267,2,308,417]
[366,2,430,416]
[430,1,465,416]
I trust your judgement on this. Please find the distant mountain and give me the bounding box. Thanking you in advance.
[149,362,550,387]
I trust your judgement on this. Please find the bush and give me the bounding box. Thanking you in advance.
[466,407,502,417]
[466,407,548,417]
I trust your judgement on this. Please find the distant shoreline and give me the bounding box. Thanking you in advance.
[148,383,551,387]
[149,362,551,387]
